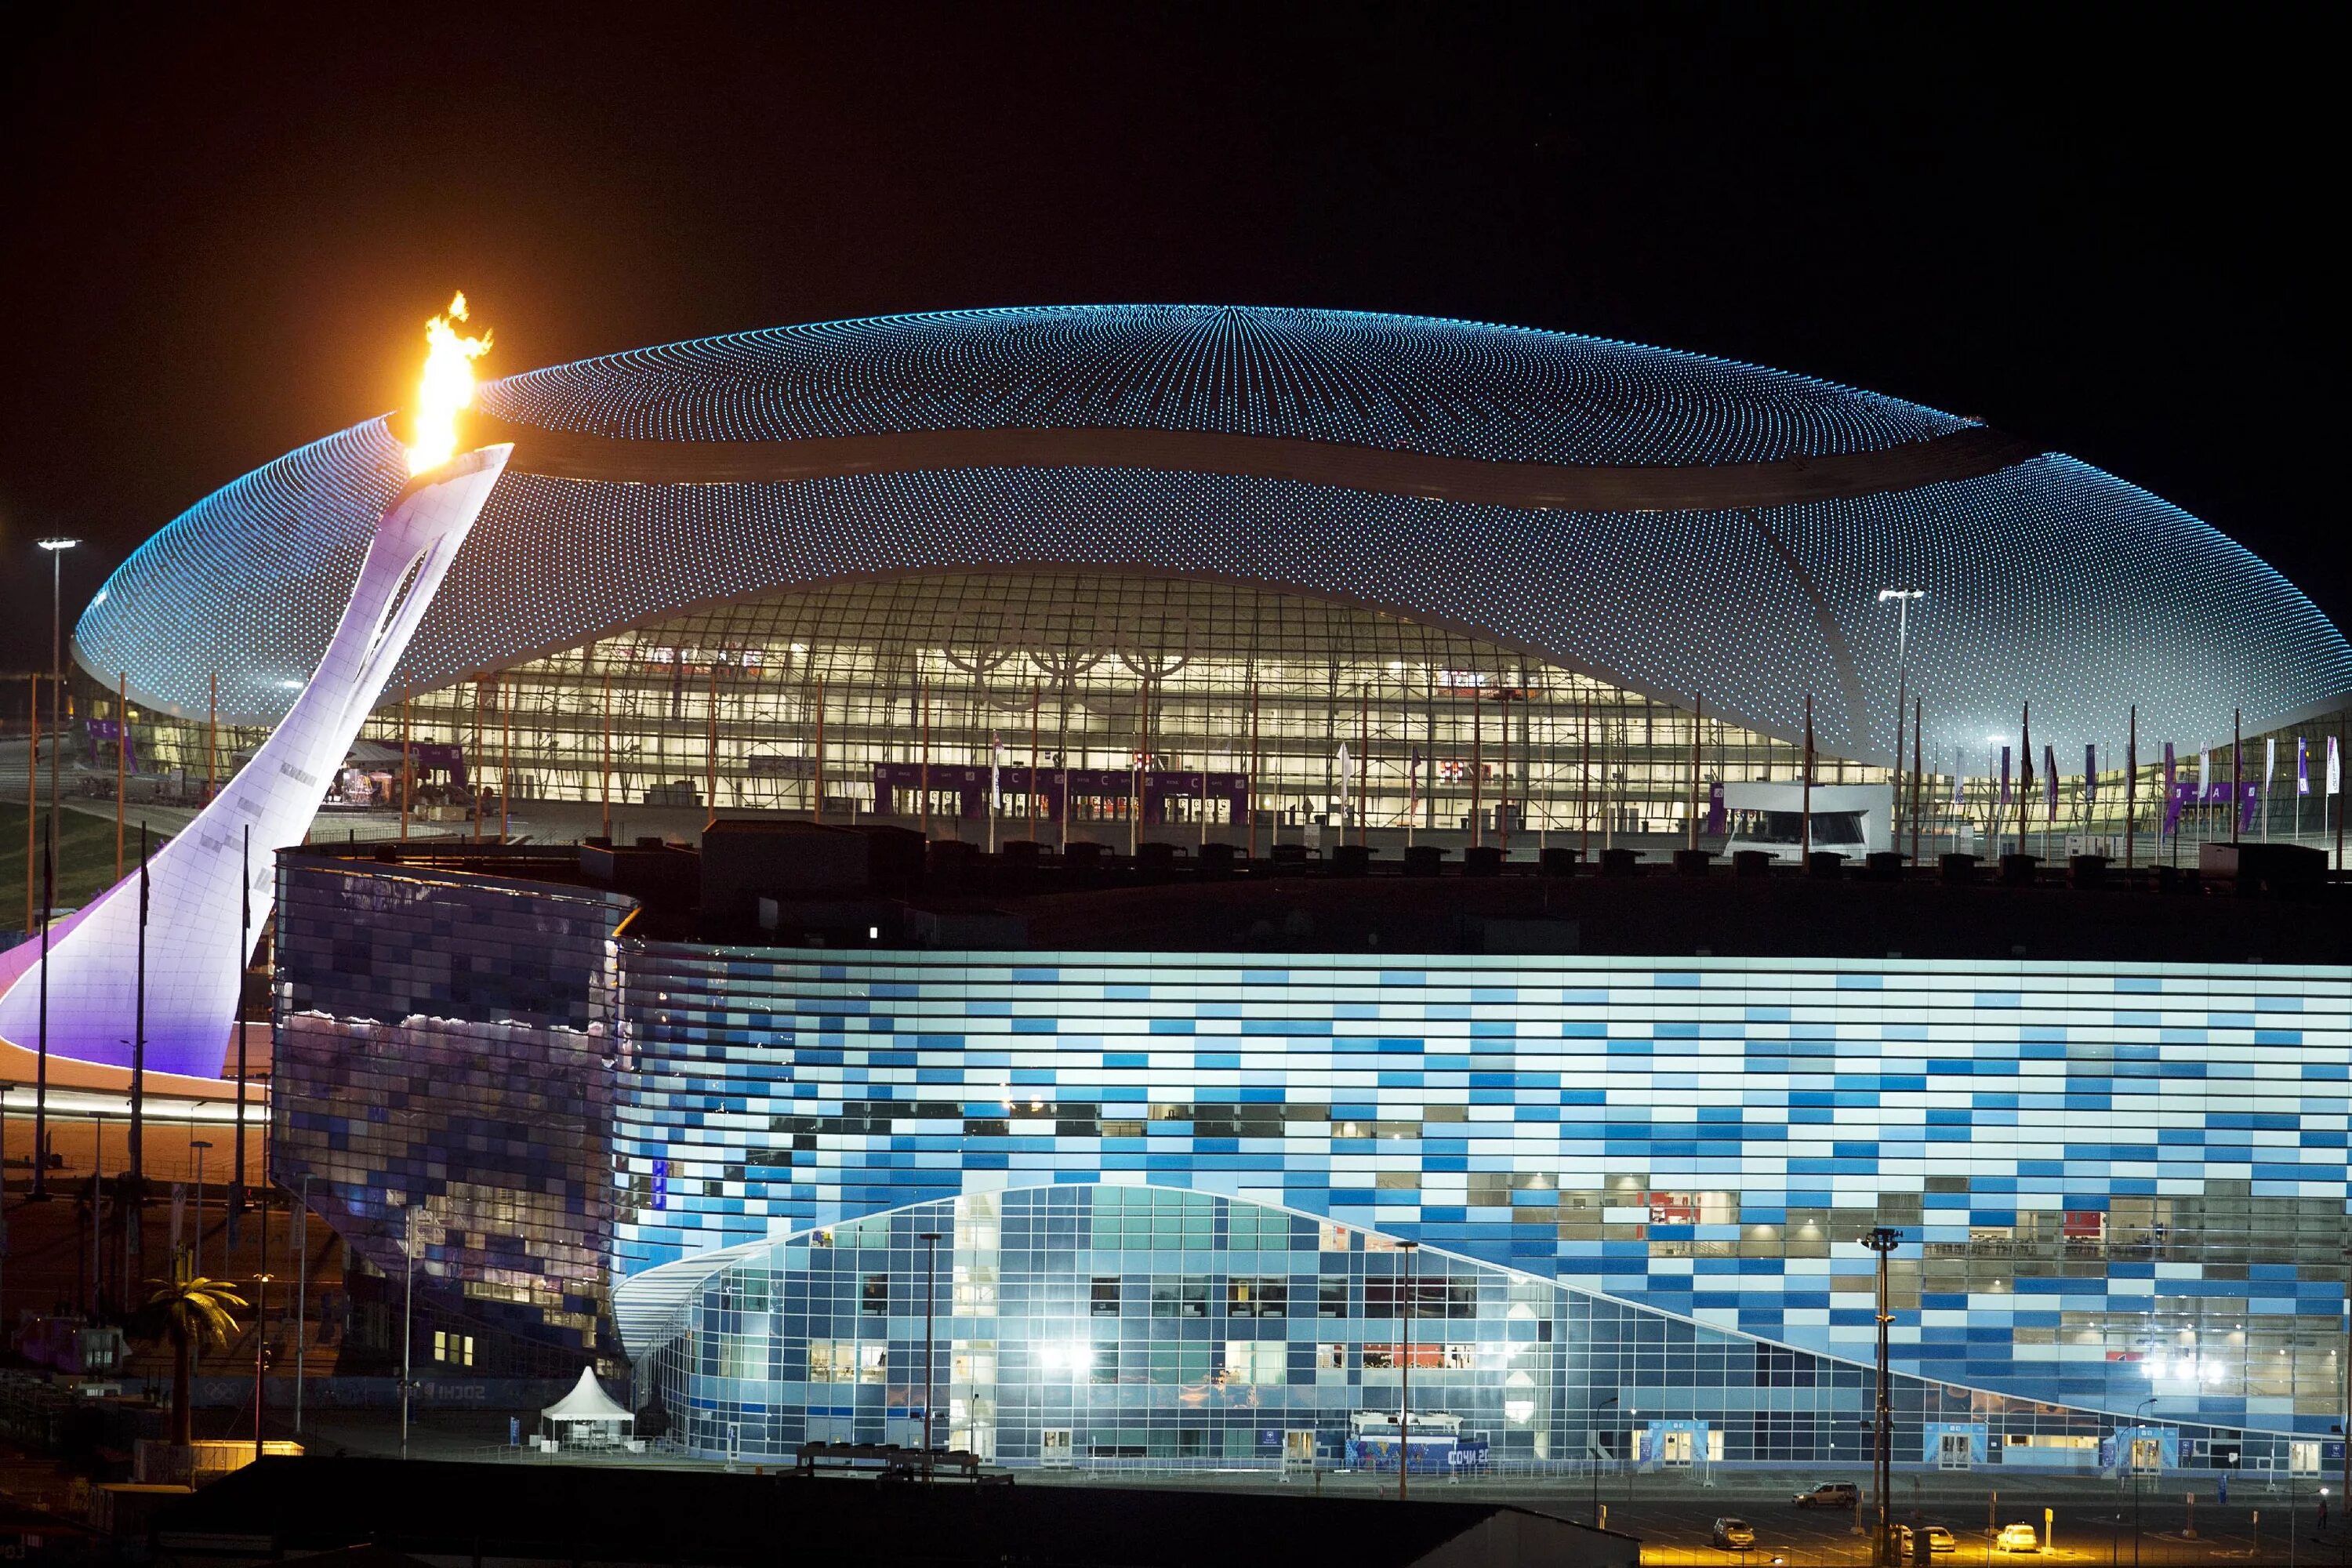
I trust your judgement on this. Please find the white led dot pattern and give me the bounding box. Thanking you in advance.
[71,310,2350,765]
[477,304,1967,464]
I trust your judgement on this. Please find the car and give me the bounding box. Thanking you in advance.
[1711,1517,1757,1549]
[1792,1483,1860,1508]
[1897,1525,1958,1556]
[1996,1523,2039,1553]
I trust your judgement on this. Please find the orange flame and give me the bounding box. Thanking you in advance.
[406,292,493,474]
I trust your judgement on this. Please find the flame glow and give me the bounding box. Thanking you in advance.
[405,292,493,474]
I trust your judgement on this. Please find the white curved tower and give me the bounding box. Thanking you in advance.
[0,445,511,1079]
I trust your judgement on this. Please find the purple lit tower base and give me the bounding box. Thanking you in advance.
[0,445,512,1083]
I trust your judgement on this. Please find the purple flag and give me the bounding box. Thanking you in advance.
[1705,779,1726,835]
[1999,746,2011,805]
[2298,737,2310,797]
[2165,782,2191,836]
[2084,743,2098,804]
[2162,742,2182,834]
[2044,744,2059,819]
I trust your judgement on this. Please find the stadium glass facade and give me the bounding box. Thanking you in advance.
[612,943,2352,1467]
[114,565,2343,861]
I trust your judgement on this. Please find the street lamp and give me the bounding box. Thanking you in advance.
[1863,1226,1902,1566]
[189,1141,212,1277]
[188,1138,213,1381]
[400,1206,419,1460]
[2132,1395,2159,1568]
[31,538,76,1207]
[1398,1240,1420,1504]
[1592,1392,1618,1528]
[1877,590,1924,852]
[252,1270,274,1466]
[918,1230,942,1478]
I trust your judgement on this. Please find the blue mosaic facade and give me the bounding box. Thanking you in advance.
[615,946,2352,1454]
[273,854,633,1349]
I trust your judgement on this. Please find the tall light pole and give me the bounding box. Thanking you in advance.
[918,1230,942,1476]
[189,1138,212,1381]
[1877,590,1924,853]
[32,539,76,1207]
[1398,1240,1420,1504]
[190,1141,212,1276]
[293,1171,310,1436]
[2340,1240,2351,1566]
[252,1270,274,1466]
[1864,1226,1902,1566]
[1592,1392,1618,1527]
[400,1205,418,1460]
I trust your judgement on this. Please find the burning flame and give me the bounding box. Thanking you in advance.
[405,292,493,474]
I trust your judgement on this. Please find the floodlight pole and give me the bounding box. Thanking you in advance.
[1864,1225,1901,1565]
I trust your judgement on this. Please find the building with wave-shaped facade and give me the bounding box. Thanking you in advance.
[49,305,2352,1479]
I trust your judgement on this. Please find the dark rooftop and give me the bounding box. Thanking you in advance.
[292,829,2350,965]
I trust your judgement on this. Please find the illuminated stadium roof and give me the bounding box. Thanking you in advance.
[74,303,2351,762]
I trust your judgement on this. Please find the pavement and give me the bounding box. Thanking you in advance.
[265,1413,2352,1566]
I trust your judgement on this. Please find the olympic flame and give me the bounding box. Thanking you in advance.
[405,292,493,474]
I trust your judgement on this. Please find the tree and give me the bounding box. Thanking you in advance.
[141,1254,248,1447]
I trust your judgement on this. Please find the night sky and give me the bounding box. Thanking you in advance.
[0,9,2336,675]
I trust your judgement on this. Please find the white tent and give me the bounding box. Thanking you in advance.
[539,1367,637,1450]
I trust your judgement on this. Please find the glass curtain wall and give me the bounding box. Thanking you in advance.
[356,572,1863,843]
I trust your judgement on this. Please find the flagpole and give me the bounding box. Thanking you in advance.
[1910,696,1922,866]
[2232,710,2242,848]
[2125,707,2136,872]
[1801,694,1813,863]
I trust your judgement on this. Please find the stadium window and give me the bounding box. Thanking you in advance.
[861,1273,889,1315]
[1152,1278,1211,1318]
[433,1330,474,1367]
[1091,1277,1121,1315]
[1319,1281,1350,1317]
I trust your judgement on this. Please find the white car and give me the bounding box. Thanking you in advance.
[1996,1523,2039,1553]
[1898,1525,1958,1555]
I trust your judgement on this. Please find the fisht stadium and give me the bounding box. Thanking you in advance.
[30,305,2352,1476]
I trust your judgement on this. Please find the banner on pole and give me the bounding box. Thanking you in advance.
[1951,749,1965,807]
[2044,745,2059,819]
[2328,735,2341,797]
[2298,736,2310,797]
[2085,744,2098,804]
[1999,747,2011,805]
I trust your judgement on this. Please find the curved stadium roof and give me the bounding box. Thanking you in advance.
[74,303,2350,764]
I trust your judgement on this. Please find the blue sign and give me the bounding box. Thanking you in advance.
[651,1158,670,1210]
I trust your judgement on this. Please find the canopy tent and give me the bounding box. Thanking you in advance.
[539,1367,637,1449]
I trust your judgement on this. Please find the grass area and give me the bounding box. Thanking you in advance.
[0,800,171,925]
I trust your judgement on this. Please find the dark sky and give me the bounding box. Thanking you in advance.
[1,8,2338,673]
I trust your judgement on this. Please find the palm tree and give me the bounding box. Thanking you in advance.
[142,1254,248,1447]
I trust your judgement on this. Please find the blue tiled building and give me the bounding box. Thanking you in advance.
[609,946,2349,1465]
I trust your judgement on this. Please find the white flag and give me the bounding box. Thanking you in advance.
[2265,737,2276,788]
[2198,750,2210,791]
[2331,735,2343,797]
